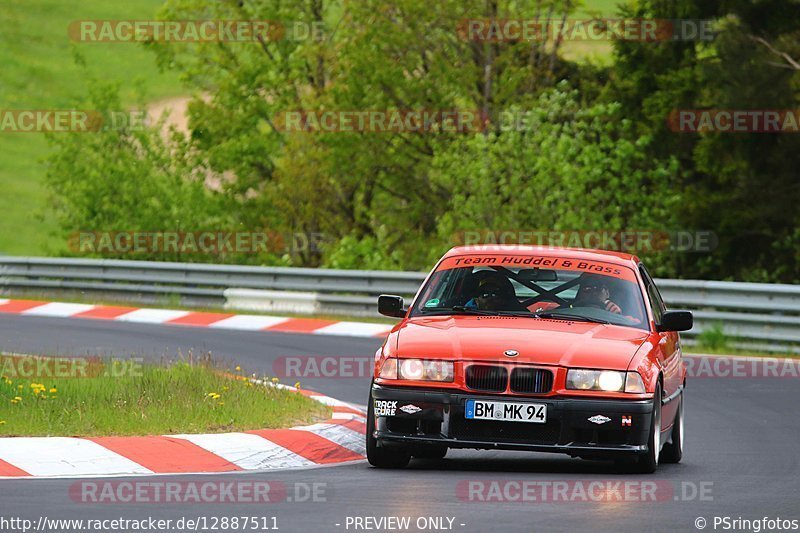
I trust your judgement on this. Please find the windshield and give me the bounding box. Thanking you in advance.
[411,254,648,330]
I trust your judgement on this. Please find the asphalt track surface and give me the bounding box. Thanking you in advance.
[0,314,798,533]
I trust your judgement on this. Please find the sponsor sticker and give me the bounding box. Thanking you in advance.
[374,400,397,417]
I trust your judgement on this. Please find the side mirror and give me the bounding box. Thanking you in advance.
[657,311,693,332]
[378,295,407,318]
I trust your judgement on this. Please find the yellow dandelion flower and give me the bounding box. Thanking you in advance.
[0,421,5,425]
[271,377,279,383]
[235,366,241,371]
[17,385,23,390]
[49,388,57,393]
[294,382,301,389]
[218,401,225,406]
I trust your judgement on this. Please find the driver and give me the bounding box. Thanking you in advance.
[466,271,526,311]
[573,273,622,314]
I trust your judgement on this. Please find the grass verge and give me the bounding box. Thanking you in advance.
[0,354,330,437]
[0,0,183,256]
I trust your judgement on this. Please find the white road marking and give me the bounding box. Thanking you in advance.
[21,302,95,317]
[114,308,190,323]
[170,433,313,470]
[312,321,393,337]
[294,423,366,456]
[208,315,289,330]
[0,438,153,477]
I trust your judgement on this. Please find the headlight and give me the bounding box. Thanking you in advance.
[566,369,597,390]
[380,358,454,382]
[566,369,645,393]
[399,359,425,380]
[598,371,625,392]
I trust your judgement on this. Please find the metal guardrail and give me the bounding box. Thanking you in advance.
[1,257,798,352]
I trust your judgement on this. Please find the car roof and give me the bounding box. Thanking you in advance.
[443,245,641,267]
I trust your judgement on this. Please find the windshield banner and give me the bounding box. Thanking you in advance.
[437,255,637,282]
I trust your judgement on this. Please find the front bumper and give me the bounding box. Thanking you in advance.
[372,384,653,457]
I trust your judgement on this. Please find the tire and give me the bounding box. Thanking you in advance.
[629,381,662,474]
[660,391,684,464]
[412,446,448,460]
[366,387,411,469]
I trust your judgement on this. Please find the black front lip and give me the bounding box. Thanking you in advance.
[372,384,653,456]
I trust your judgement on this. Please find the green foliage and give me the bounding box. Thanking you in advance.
[430,85,679,258]
[39,0,800,282]
[44,80,240,262]
[696,323,731,353]
[608,0,800,282]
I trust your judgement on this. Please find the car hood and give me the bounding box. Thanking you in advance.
[393,316,649,370]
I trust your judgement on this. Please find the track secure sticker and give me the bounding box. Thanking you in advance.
[374,400,397,416]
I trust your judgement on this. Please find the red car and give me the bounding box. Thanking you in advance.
[367,246,692,473]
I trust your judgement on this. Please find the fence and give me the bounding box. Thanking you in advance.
[1,257,797,352]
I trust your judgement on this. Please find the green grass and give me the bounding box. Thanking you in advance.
[0,0,183,256]
[0,355,329,437]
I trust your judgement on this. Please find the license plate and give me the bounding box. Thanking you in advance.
[465,399,547,423]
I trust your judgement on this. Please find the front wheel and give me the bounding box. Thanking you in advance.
[660,392,683,464]
[627,382,662,474]
[366,387,410,469]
